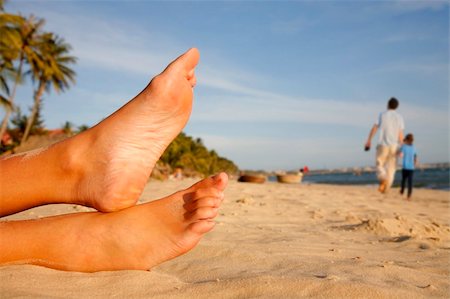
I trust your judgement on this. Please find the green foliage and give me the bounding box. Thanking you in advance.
[29,102,45,134]
[0,103,46,153]
[10,104,45,137]
[0,5,77,144]
[60,121,89,135]
[0,10,26,104]
[10,107,27,133]
[76,124,89,133]
[62,121,73,135]
[30,32,76,93]
[21,27,76,143]
[0,11,45,140]
[160,132,239,177]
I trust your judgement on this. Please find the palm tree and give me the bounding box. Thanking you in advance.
[0,14,44,142]
[0,5,22,112]
[62,121,74,135]
[21,33,76,143]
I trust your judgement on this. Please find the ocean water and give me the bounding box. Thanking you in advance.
[269,167,450,190]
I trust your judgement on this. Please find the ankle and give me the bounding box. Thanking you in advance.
[56,131,94,204]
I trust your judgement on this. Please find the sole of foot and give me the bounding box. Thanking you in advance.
[64,48,201,212]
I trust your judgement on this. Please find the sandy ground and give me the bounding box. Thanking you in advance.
[1,179,449,298]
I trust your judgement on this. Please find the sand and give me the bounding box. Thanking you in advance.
[1,179,449,298]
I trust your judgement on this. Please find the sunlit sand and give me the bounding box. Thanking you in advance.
[1,179,448,298]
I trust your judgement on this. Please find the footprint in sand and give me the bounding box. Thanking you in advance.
[236,196,254,205]
[419,243,431,250]
[315,274,340,281]
[310,210,324,219]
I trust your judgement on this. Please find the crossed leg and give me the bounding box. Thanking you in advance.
[0,48,229,272]
[0,173,228,272]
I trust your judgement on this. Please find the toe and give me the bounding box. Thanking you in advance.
[187,220,215,234]
[193,188,224,201]
[167,48,200,75]
[212,172,228,191]
[184,196,222,212]
[187,207,219,221]
[187,172,229,193]
[187,69,195,80]
[183,187,223,205]
[189,75,197,87]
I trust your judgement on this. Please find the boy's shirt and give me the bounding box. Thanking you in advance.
[400,144,417,170]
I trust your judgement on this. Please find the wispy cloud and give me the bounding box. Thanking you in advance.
[25,6,183,76]
[199,124,449,170]
[193,92,447,131]
[199,134,369,170]
[373,62,448,76]
[21,4,447,131]
[30,6,274,94]
[41,6,447,132]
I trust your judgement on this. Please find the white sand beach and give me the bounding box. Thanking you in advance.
[1,179,449,298]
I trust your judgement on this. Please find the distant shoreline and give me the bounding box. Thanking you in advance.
[306,163,450,176]
[267,166,450,191]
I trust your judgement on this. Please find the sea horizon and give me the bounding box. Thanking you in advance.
[267,166,450,191]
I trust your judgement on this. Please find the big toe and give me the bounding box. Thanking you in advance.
[212,172,228,191]
[187,220,215,235]
[189,172,228,192]
[167,48,200,75]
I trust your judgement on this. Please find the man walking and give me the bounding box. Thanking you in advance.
[365,97,404,193]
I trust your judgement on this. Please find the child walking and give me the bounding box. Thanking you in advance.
[399,133,417,200]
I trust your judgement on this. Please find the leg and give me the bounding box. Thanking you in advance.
[376,145,389,193]
[384,145,398,192]
[407,170,413,199]
[0,48,199,217]
[0,173,228,272]
[400,169,406,195]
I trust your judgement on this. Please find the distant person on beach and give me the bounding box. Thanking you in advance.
[399,133,417,200]
[365,97,404,193]
[0,48,228,272]
[300,166,309,174]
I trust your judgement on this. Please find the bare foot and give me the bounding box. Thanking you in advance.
[378,180,387,193]
[83,172,227,272]
[0,173,228,272]
[66,48,200,212]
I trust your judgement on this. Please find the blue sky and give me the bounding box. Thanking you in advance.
[5,0,449,170]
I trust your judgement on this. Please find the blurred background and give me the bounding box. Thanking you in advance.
[1,0,448,172]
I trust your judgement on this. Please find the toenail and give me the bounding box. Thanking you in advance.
[212,173,221,182]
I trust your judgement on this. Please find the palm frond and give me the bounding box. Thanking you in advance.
[0,94,12,108]
[0,75,9,94]
[33,32,77,94]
